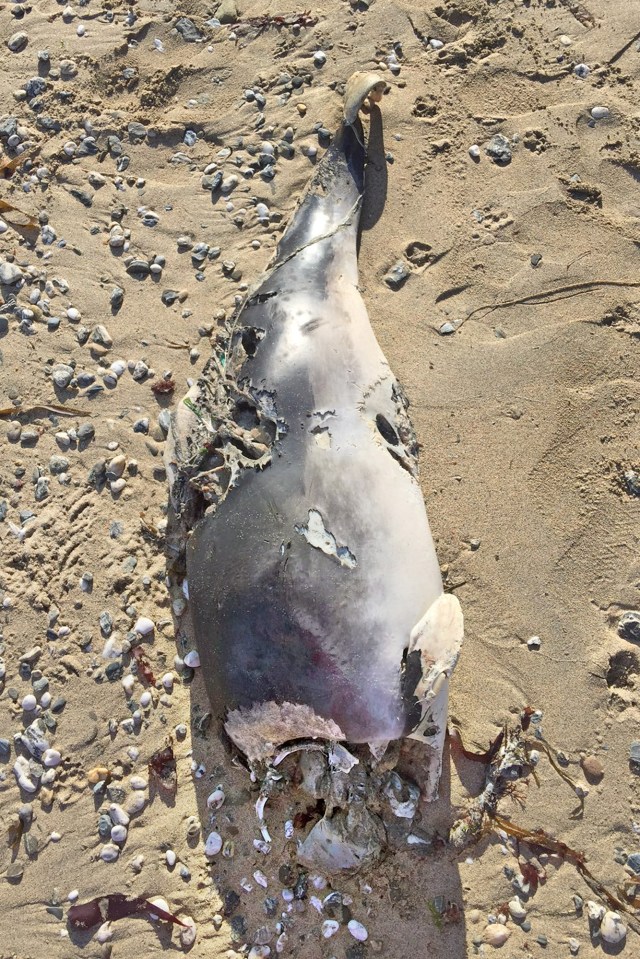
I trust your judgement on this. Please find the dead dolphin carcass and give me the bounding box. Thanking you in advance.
[165,72,464,870]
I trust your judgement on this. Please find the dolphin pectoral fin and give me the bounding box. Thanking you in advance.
[406,593,464,800]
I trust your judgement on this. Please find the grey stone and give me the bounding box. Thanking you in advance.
[8,32,28,53]
[486,134,512,165]
[35,477,49,501]
[20,718,49,759]
[6,861,24,880]
[110,286,124,310]
[78,423,95,444]
[36,117,61,133]
[25,77,46,100]
[52,365,74,389]
[126,259,151,277]
[0,117,18,139]
[624,470,640,496]
[175,17,203,42]
[216,0,238,23]
[619,612,640,644]
[0,261,24,285]
[98,813,112,837]
[70,188,93,208]
[91,325,113,348]
[128,121,147,140]
[19,646,42,665]
[49,456,69,475]
[25,834,39,856]
[383,260,410,290]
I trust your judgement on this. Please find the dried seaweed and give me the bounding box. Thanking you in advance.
[463,279,640,327]
[68,893,186,929]
[0,154,28,180]
[0,198,38,231]
[0,404,93,417]
[449,726,504,764]
[7,817,23,855]
[148,739,177,796]
[235,10,318,35]
[491,815,640,937]
[151,377,175,395]
[131,644,155,685]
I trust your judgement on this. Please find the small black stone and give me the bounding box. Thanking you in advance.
[229,914,247,937]
[222,889,240,917]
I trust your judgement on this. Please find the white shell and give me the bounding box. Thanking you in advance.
[205,831,222,857]
[43,748,62,767]
[483,924,511,947]
[149,897,170,919]
[347,920,368,942]
[322,920,339,938]
[134,616,155,635]
[207,787,225,810]
[600,911,626,944]
[184,650,200,668]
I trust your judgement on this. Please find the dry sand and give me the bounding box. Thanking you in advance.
[1,0,640,957]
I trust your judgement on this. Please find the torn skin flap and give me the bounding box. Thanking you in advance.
[294,508,357,569]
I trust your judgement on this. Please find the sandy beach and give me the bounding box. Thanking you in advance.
[1,0,640,957]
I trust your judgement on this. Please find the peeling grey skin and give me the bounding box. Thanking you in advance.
[166,73,464,865]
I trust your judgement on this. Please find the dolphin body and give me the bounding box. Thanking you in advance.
[166,74,463,814]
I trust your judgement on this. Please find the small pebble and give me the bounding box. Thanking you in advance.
[183,650,200,668]
[179,916,197,948]
[8,32,29,53]
[100,843,120,862]
[581,754,604,782]
[508,896,527,921]
[111,824,127,843]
